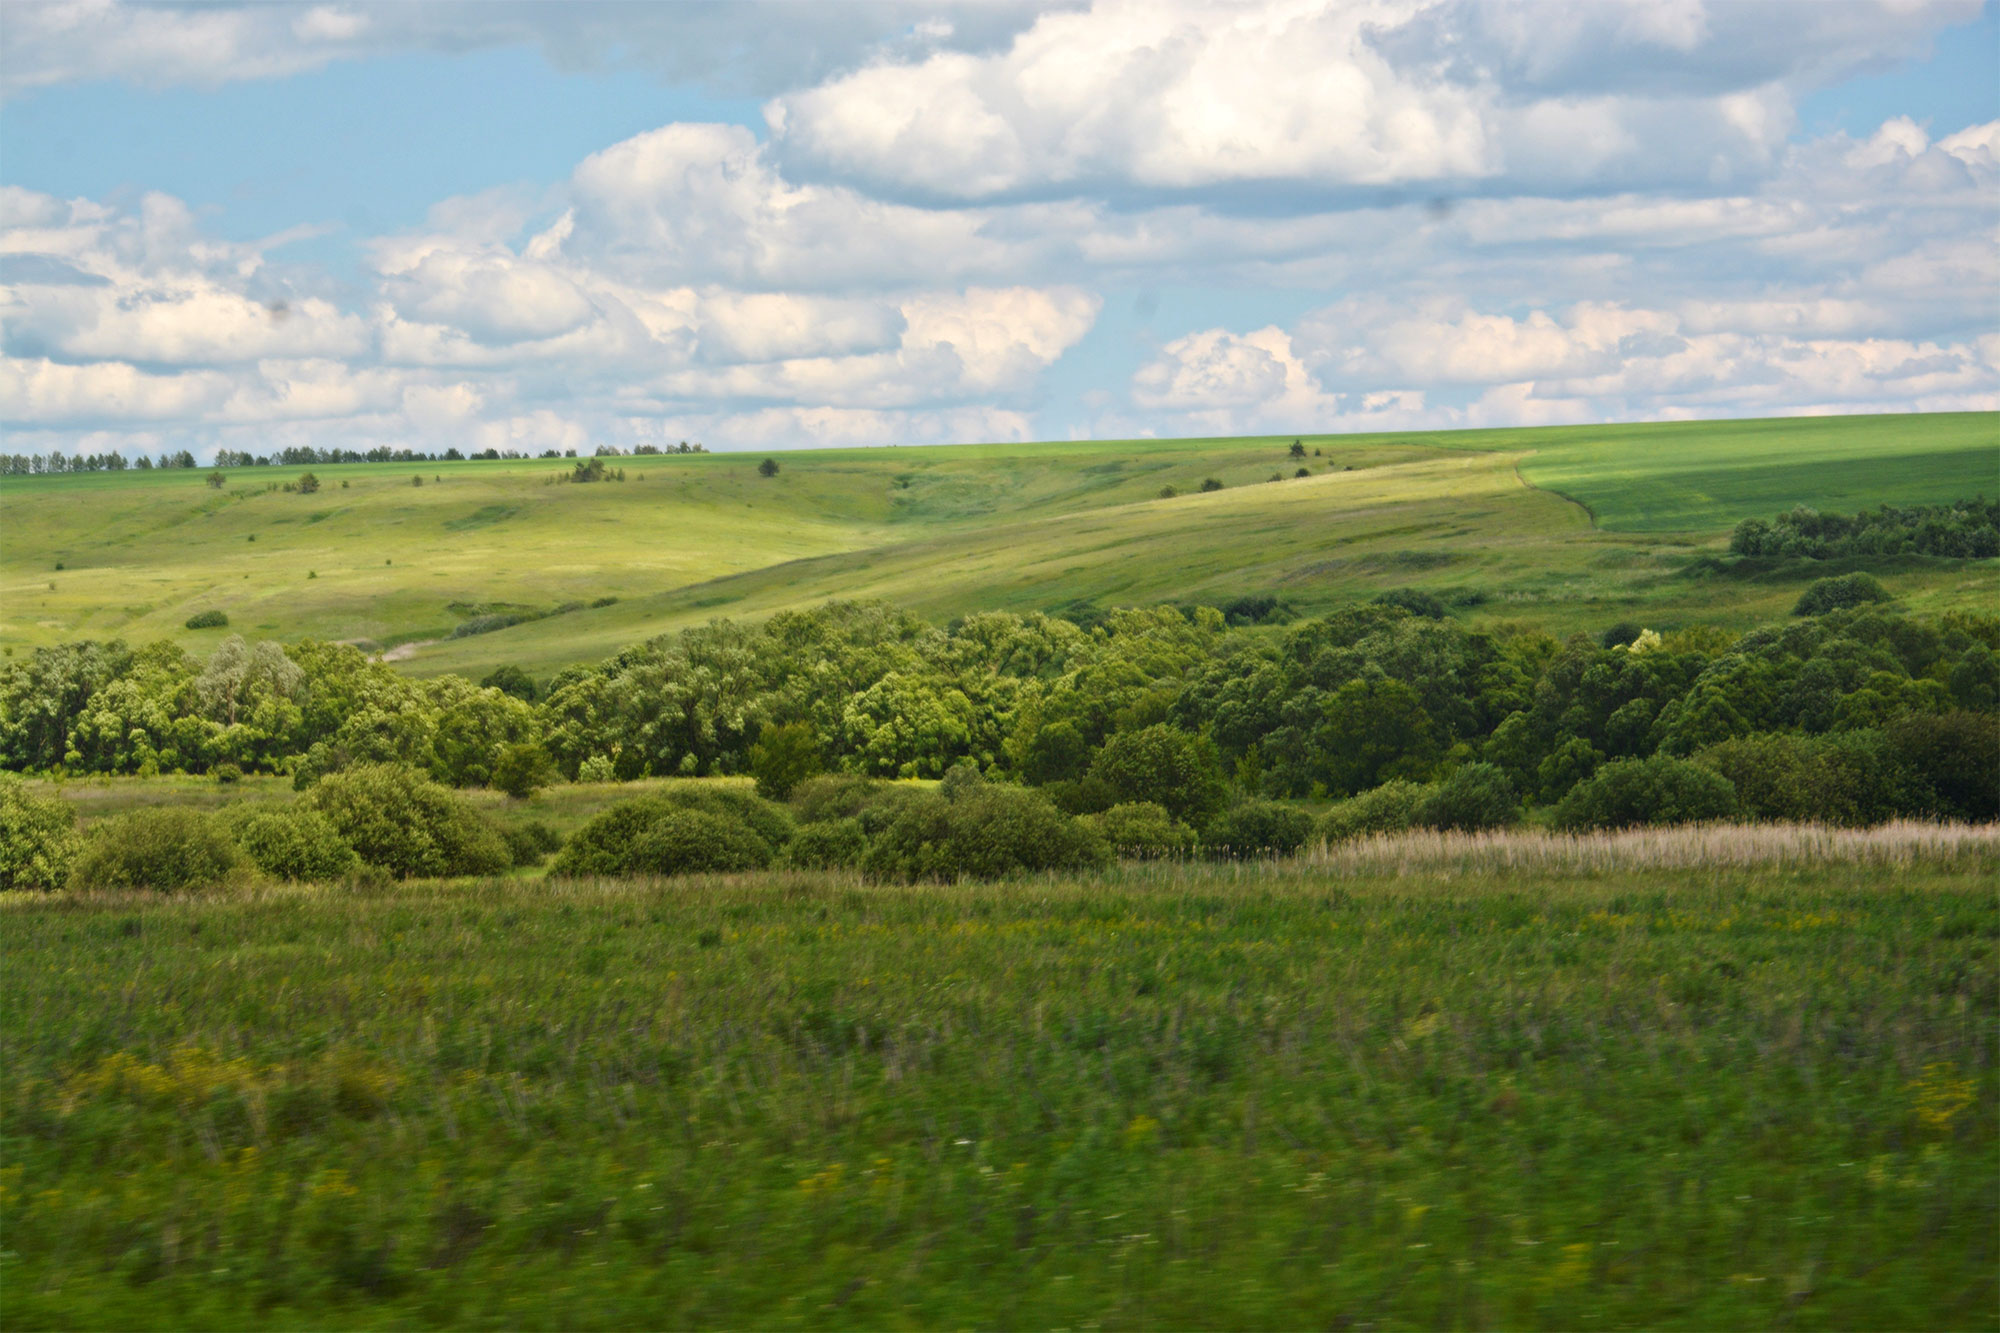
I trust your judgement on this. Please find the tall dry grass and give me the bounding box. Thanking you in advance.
[1302,819,2000,877]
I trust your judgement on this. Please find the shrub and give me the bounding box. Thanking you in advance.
[631,808,772,875]
[303,763,511,878]
[211,762,243,785]
[779,818,870,870]
[480,665,540,702]
[1600,621,1643,649]
[500,821,563,869]
[791,773,888,824]
[1697,731,1906,827]
[1886,710,2000,821]
[73,808,243,891]
[491,743,558,799]
[1374,589,1446,620]
[757,457,780,477]
[751,721,822,801]
[1088,801,1195,859]
[184,610,229,629]
[233,807,358,882]
[660,786,793,850]
[1418,763,1519,832]
[1553,755,1739,830]
[1318,779,1427,844]
[1795,573,1890,616]
[1199,478,1225,492]
[1202,801,1315,859]
[577,756,616,783]
[1089,724,1228,826]
[550,798,773,878]
[861,785,1108,881]
[0,778,80,891]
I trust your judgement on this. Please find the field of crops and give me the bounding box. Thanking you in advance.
[4,832,1994,1330]
[5,413,1994,678]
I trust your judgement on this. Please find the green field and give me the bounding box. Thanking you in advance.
[5,413,1994,679]
[5,846,1993,1330]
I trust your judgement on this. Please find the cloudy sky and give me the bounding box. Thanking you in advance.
[2,0,1995,458]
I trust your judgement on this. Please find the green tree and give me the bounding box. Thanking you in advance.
[491,743,559,799]
[297,471,321,494]
[1088,724,1228,826]
[750,721,822,800]
[757,457,780,477]
[0,778,80,891]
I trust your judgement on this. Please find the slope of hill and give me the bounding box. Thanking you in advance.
[3,412,1994,678]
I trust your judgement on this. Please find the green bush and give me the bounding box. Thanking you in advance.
[500,820,563,869]
[1794,573,1890,616]
[233,807,358,881]
[1088,801,1195,859]
[630,807,773,876]
[1317,779,1427,844]
[184,609,229,629]
[1696,731,1906,826]
[550,797,773,878]
[1553,755,1739,830]
[780,818,870,870]
[491,743,558,799]
[791,773,888,824]
[862,785,1108,881]
[1885,710,2000,821]
[1202,801,1315,859]
[302,763,511,879]
[660,786,793,850]
[1089,724,1228,826]
[0,778,80,891]
[73,808,243,891]
[750,721,822,801]
[1418,763,1519,832]
[211,762,243,785]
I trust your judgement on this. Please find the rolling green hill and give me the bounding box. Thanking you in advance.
[3,412,1994,678]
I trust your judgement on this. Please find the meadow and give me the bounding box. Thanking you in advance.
[4,413,1994,679]
[4,830,1995,1331]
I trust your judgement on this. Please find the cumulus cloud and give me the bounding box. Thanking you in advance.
[2,3,1992,458]
[767,0,1980,201]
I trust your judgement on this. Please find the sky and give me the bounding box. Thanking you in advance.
[1,0,1995,460]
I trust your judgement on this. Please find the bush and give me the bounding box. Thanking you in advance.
[303,763,511,878]
[491,743,558,799]
[1600,621,1643,649]
[480,665,540,702]
[779,818,870,870]
[1418,763,1519,832]
[1795,573,1890,616]
[751,721,822,801]
[791,773,888,824]
[184,610,229,629]
[1374,589,1446,620]
[1199,478,1225,492]
[1886,710,2000,821]
[862,785,1108,881]
[1202,801,1315,859]
[212,763,243,785]
[1089,724,1228,826]
[233,807,358,882]
[1088,801,1195,859]
[631,807,772,875]
[1317,779,1428,844]
[550,797,773,878]
[1553,755,1739,830]
[500,821,563,869]
[1696,731,1906,826]
[0,778,80,891]
[73,808,243,891]
[660,786,793,850]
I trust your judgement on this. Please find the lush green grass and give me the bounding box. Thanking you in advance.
[4,857,1993,1329]
[4,414,1995,678]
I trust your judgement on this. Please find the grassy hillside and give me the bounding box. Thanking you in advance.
[5,848,1993,1328]
[3,413,1993,678]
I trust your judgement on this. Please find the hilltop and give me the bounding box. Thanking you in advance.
[3,411,1993,678]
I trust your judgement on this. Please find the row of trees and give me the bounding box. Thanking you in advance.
[4,595,1996,829]
[1730,499,2000,561]
[3,441,713,478]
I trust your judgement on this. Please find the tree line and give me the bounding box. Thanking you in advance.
[4,589,1995,824]
[2,441,711,478]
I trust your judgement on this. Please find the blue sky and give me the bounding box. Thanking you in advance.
[2,0,1995,458]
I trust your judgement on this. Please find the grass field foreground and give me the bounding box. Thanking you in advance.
[4,838,1994,1329]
